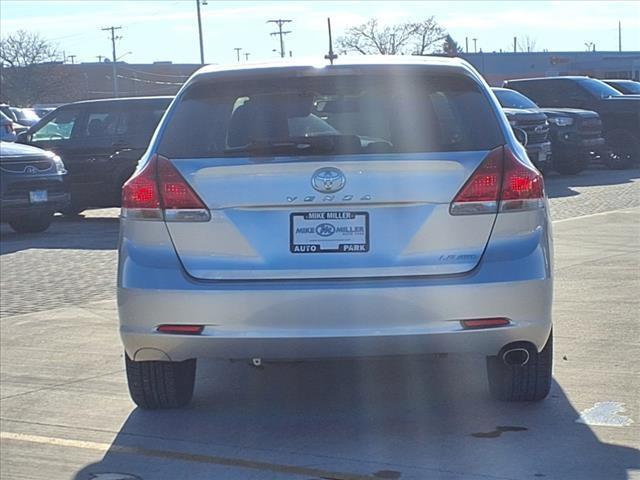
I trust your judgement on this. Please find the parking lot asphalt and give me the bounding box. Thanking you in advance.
[1,167,639,480]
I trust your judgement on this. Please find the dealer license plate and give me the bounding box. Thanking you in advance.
[290,211,369,253]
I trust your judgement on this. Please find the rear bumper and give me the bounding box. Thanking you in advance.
[526,142,552,167]
[120,281,552,362]
[0,192,70,219]
[552,135,605,153]
[118,212,554,362]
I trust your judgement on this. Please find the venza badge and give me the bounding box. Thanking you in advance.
[311,167,346,193]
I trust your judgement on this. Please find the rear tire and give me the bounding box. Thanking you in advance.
[61,205,85,217]
[486,331,553,402]
[604,130,639,169]
[125,353,196,409]
[8,212,53,233]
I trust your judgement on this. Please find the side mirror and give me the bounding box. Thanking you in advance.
[16,131,30,143]
[513,127,528,146]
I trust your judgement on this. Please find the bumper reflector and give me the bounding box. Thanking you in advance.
[461,318,510,329]
[157,325,204,335]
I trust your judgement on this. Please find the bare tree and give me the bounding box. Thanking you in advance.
[338,17,446,56]
[0,30,72,105]
[412,18,447,56]
[0,30,60,67]
[516,35,538,53]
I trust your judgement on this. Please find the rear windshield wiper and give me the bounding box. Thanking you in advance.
[223,135,365,156]
[223,138,318,155]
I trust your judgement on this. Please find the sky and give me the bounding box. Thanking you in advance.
[1,0,639,65]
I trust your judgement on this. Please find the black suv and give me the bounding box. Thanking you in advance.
[493,87,605,175]
[498,103,551,173]
[503,77,640,168]
[18,96,171,214]
[1,141,69,233]
[603,79,640,95]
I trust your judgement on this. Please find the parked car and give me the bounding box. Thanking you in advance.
[0,104,28,136]
[119,58,553,409]
[603,79,640,95]
[0,141,69,233]
[10,107,41,127]
[503,76,640,168]
[17,96,171,214]
[1,111,17,143]
[33,107,57,118]
[493,96,552,173]
[0,104,16,121]
[493,87,605,175]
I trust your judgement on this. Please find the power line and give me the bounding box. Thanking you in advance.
[118,66,190,78]
[116,74,183,86]
[267,19,292,58]
[102,25,122,97]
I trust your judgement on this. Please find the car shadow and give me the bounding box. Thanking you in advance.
[0,214,119,255]
[73,356,639,480]
[545,166,639,199]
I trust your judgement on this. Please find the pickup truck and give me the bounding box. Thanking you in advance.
[503,77,640,168]
[498,104,551,173]
[493,87,605,175]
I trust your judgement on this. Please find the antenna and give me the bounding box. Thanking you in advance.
[324,17,338,65]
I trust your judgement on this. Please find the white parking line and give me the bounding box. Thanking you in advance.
[0,431,377,480]
[553,207,639,223]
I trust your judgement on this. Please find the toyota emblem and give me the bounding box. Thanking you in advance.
[311,167,346,193]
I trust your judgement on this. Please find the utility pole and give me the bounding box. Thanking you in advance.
[513,36,517,53]
[244,52,250,61]
[473,38,478,53]
[465,37,468,54]
[68,55,76,64]
[96,55,105,63]
[234,47,242,62]
[618,21,622,52]
[102,26,122,97]
[267,19,292,58]
[196,0,206,64]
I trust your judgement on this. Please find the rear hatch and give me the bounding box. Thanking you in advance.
[154,67,506,280]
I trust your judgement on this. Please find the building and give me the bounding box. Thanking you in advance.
[1,61,201,106]
[460,51,640,86]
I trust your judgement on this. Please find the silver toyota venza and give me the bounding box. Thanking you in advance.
[118,57,553,409]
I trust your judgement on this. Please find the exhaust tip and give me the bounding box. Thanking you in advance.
[502,347,530,366]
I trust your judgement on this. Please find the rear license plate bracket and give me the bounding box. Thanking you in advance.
[29,190,48,203]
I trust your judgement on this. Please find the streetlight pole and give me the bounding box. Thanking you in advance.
[196,0,206,64]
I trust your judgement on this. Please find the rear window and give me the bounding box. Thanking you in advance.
[158,72,504,159]
[494,89,538,109]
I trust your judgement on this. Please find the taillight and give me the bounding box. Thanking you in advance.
[500,147,544,212]
[450,146,544,215]
[450,146,502,215]
[122,154,209,221]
